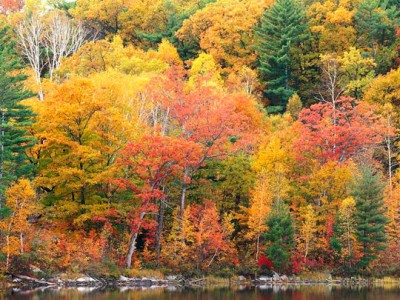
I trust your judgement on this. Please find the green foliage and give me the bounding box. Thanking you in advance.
[1,0,399,278]
[352,167,388,272]
[195,154,254,211]
[330,215,344,254]
[0,24,35,202]
[0,207,11,220]
[264,201,295,273]
[137,0,215,60]
[355,0,400,72]
[51,0,77,14]
[256,0,310,112]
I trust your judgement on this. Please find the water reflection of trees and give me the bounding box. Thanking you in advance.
[3,284,400,300]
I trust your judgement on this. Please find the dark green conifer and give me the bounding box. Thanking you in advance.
[264,201,295,272]
[0,24,35,206]
[355,0,400,72]
[352,167,388,272]
[256,0,309,113]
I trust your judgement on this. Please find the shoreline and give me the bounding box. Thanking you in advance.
[5,274,400,290]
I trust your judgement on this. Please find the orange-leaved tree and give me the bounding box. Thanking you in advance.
[117,135,202,268]
[148,67,263,220]
[182,200,237,271]
[297,96,384,164]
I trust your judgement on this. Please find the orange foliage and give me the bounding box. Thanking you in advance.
[297,97,385,164]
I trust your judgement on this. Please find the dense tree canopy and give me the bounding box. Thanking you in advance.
[0,0,399,279]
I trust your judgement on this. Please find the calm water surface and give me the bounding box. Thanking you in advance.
[3,285,400,300]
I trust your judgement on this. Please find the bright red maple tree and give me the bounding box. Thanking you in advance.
[117,135,202,268]
[297,96,385,164]
[149,67,262,216]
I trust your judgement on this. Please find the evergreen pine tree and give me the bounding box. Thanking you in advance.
[264,201,295,272]
[256,0,309,113]
[0,24,35,207]
[330,213,345,257]
[351,167,388,272]
[355,0,400,72]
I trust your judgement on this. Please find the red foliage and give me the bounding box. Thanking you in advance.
[297,97,385,164]
[119,136,202,187]
[183,200,238,270]
[0,0,24,14]
[149,67,261,159]
[258,255,274,269]
[34,229,106,272]
[291,256,303,274]
[117,135,204,251]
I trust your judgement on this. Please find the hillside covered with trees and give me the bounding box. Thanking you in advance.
[0,0,399,279]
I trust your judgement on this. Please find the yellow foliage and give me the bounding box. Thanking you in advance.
[337,196,358,258]
[58,37,171,78]
[31,74,145,204]
[0,180,36,270]
[298,204,317,262]
[177,0,272,71]
[364,67,400,112]
[153,39,183,67]
[286,94,303,120]
[188,53,222,88]
[326,6,354,24]
[254,135,293,203]
[385,176,400,242]
[338,47,376,98]
[245,173,273,240]
[308,0,356,53]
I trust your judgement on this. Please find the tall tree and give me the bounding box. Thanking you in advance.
[256,0,309,112]
[15,11,87,99]
[352,167,388,272]
[245,173,273,261]
[264,201,294,273]
[118,135,202,268]
[0,24,35,207]
[149,67,262,219]
[355,0,400,65]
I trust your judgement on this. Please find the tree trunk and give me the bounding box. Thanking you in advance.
[80,186,85,205]
[386,113,393,200]
[256,231,260,261]
[155,199,165,265]
[126,211,145,268]
[20,232,24,254]
[347,222,351,258]
[180,168,189,218]
[0,110,5,208]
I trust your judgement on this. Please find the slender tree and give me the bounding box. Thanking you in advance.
[15,11,87,99]
[330,197,357,275]
[256,0,309,112]
[264,201,295,273]
[352,167,388,272]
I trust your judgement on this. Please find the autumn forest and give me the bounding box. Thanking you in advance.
[0,0,399,280]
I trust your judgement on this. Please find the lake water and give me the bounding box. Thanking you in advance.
[3,285,400,299]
